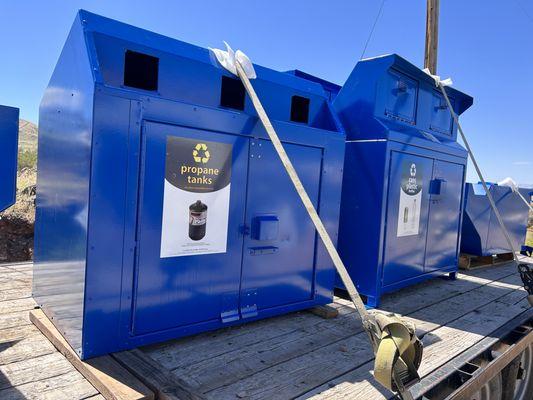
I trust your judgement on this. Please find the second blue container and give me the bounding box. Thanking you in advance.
[333,55,473,307]
[461,183,531,256]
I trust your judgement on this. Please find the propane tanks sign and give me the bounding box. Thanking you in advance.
[397,161,422,237]
[160,136,232,257]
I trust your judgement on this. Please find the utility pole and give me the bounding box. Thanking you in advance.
[424,0,440,74]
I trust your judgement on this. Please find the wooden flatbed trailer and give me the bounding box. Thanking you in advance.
[0,259,531,399]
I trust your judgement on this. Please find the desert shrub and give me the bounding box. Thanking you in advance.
[18,149,37,171]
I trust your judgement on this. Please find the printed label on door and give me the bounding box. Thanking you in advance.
[160,136,232,257]
[397,161,423,237]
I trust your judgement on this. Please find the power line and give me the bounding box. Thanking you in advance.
[514,0,533,24]
[360,0,387,60]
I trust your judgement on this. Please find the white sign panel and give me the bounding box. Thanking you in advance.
[160,137,232,258]
[397,162,423,237]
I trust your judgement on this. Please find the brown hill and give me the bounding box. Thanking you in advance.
[18,119,38,151]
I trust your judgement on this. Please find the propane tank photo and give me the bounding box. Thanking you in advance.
[189,200,207,241]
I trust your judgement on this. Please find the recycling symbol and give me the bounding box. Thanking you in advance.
[192,143,210,164]
[410,163,417,177]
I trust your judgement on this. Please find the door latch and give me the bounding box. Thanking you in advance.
[239,224,250,236]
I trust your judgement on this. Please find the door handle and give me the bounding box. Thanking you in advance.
[249,246,278,256]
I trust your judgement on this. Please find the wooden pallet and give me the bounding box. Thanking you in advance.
[459,252,515,270]
[2,260,532,399]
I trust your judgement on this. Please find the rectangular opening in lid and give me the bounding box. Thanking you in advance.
[220,76,245,110]
[124,50,159,91]
[290,95,310,123]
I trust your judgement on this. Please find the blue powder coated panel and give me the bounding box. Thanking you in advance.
[382,152,432,287]
[332,54,472,307]
[425,160,465,270]
[0,105,19,213]
[33,10,344,359]
[33,13,95,355]
[461,183,530,256]
[240,140,323,312]
[382,70,418,124]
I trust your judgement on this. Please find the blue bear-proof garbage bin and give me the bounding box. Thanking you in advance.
[461,182,531,256]
[333,55,473,307]
[33,10,345,359]
[0,105,19,213]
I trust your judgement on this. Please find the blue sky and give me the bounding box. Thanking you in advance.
[0,1,532,184]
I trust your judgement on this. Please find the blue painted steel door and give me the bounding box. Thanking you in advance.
[383,152,432,286]
[132,122,249,335]
[486,188,529,253]
[424,160,464,271]
[240,139,322,316]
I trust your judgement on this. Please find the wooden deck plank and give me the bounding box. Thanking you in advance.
[296,291,530,400]
[0,370,99,400]
[113,349,203,400]
[146,263,517,377]
[0,324,41,343]
[0,287,32,302]
[203,277,527,399]
[0,352,74,390]
[0,263,107,400]
[30,309,154,400]
[369,262,518,314]
[146,269,523,395]
[145,303,355,372]
[0,297,36,315]
[0,273,32,291]
[0,310,32,331]
[0,330,56,366]
[0,259,529,400]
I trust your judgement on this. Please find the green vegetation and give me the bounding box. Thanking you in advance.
[18,149,37,171]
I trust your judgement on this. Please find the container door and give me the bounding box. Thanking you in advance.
[460,183,492,256]
[239,139,322,316]
[486,187,529,254]
[132,122,248,336]
[383,152,432,287]
[424,160,465,271]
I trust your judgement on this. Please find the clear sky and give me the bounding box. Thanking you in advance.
[0,0,531,184]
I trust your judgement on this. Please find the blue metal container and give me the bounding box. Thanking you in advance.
[33,10,345,359]
[0,105,19,213]
[333,55,473,307]
[285,70,341,101]
[461,183,531,256]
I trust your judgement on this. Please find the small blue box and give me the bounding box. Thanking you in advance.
[252,215,279,241]
[0,105,19,213]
